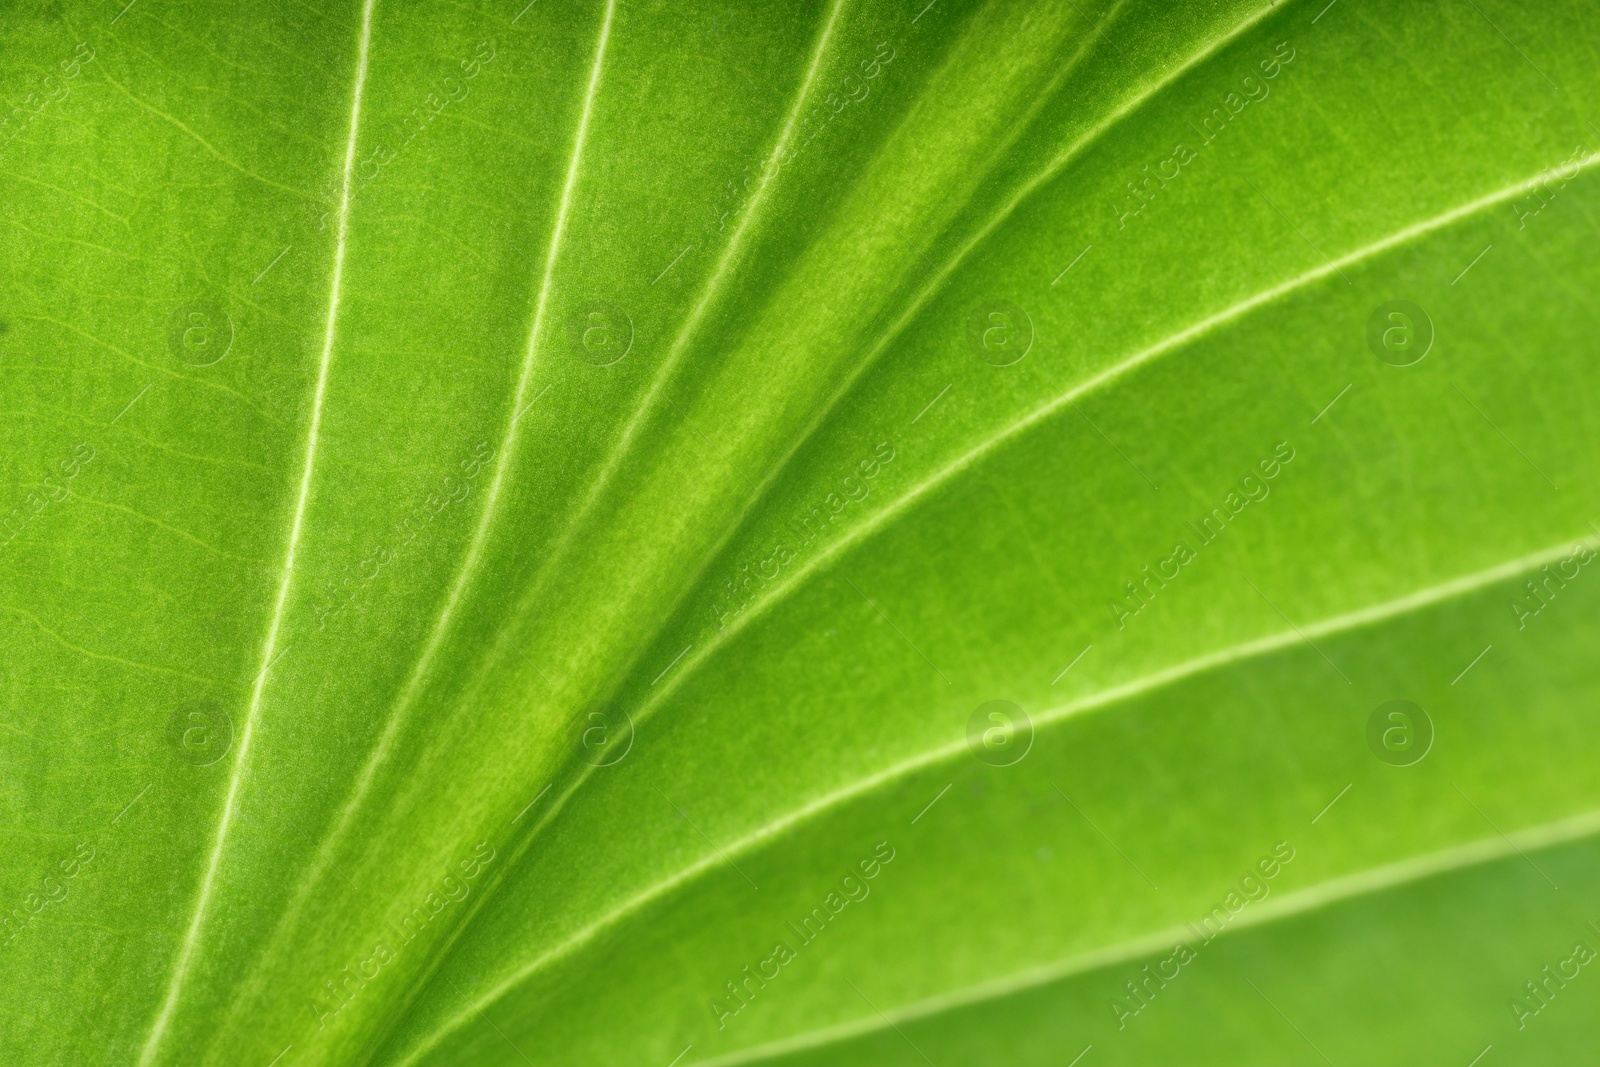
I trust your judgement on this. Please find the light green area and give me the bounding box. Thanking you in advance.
[2,0,1598,1064]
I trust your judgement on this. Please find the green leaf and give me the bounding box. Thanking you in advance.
[4,0,1600,1065]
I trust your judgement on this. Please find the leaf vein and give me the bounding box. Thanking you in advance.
[133,0,379,1060]
[397,532,1587,1063]
[699,806,1600,1067]
[638,151,1600,738]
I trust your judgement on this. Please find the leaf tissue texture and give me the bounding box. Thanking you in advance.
[5,0,1600,1064]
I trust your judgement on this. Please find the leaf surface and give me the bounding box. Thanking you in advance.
[3,0,1599,1065]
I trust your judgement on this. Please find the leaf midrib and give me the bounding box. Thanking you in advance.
[395,532,1585,1065]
